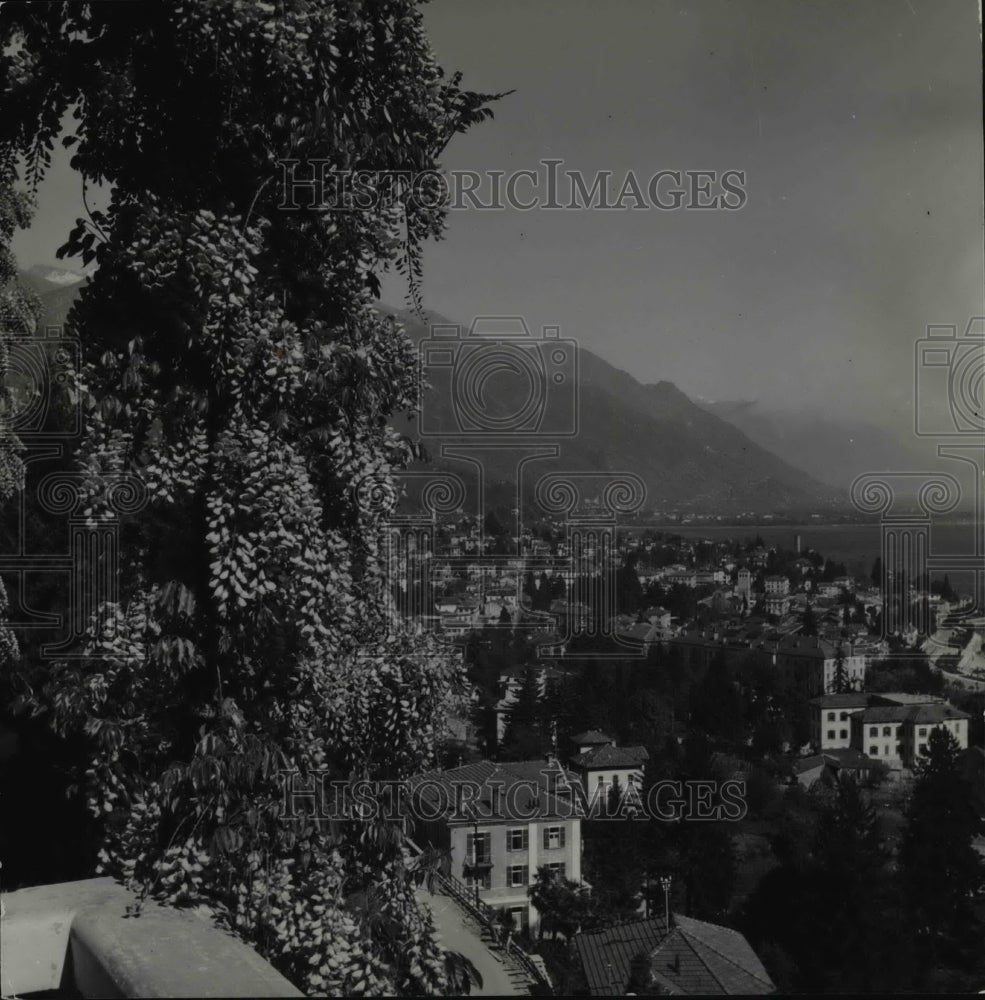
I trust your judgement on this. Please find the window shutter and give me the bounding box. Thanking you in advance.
[543,827,549,850]
[559,827,566,848]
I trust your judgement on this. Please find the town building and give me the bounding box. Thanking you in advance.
[771,635,867,696]
[764,593,791,618]
[407,759,583,932]
[809,692,970,768]
[809,692,870,750]
[567,731,648,801]
[853,700,970,769]
[793,747,874,788]
[640,606,673,629]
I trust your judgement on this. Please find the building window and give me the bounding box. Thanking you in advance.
[543,826,566,850]
[840,730,848,739]
[840,712,849,721]
[827,730,835,740]
[507,906,528,931]
[870,746,878,756]
[918,727,927,737]
[882,726,891,737]
[506,865,529,888]
[545,862,566,881]
[869,726,878,737]
[465,870,491,891]
[507,828,528,853]
[466,832,491,866]
[919,743,927,755]
[827,711,836,721]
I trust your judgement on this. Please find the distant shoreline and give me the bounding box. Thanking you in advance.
[630,518,980,531]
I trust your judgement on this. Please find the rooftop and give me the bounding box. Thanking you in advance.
[860,703,970,725]
[810,693,870,708]
[571,729,614,746]
[570,744,649,770]
[408,758,580,824]
[574,915,775,996]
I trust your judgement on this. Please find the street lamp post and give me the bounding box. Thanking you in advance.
[659,875,672,932]
[471,809,480,908]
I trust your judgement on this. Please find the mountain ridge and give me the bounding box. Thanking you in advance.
[18,272,845,515]
[381,306,843,516]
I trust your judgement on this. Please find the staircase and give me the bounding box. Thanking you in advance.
[407,839,552,995]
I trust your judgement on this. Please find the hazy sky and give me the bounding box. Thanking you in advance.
[397,0,984,431]
[12,0,984,434]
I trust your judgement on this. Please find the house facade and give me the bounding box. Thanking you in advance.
[810,692,870,750]
[568,731,648,801]
[853,700,970,769]
[407,759,583,932]
[773,636,867,696]
[810,692,970,768]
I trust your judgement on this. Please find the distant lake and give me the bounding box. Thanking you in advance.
[637,521,982,581]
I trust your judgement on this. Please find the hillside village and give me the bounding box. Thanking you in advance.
[395,513,985,993]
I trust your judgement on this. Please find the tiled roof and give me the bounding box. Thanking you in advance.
[859,706,909,723]
[905,704,970,724]
[617,623,658,642]
[794,750,872,775]
[776,636,840,658]
[574,915,775,996]
[793,754,828,775]
[822,748,874,769]
[574,917,668,996]
[658,915,776,994]
[407,759,580,824]
[571,730,613,746]
[809,693,871,708]
[874,692,945,707]
[570,744,649,770]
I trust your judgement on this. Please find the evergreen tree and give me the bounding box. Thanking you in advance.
[500,666,547,760]
[870,556,883,589]
[742,774,910,993]
[689,649,743,745]
[801,602,818,636]
[899,727,985,976]
[832,644,850,693]
[522,570,537,607]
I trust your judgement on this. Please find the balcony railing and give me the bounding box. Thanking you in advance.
[406,836,553,994]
